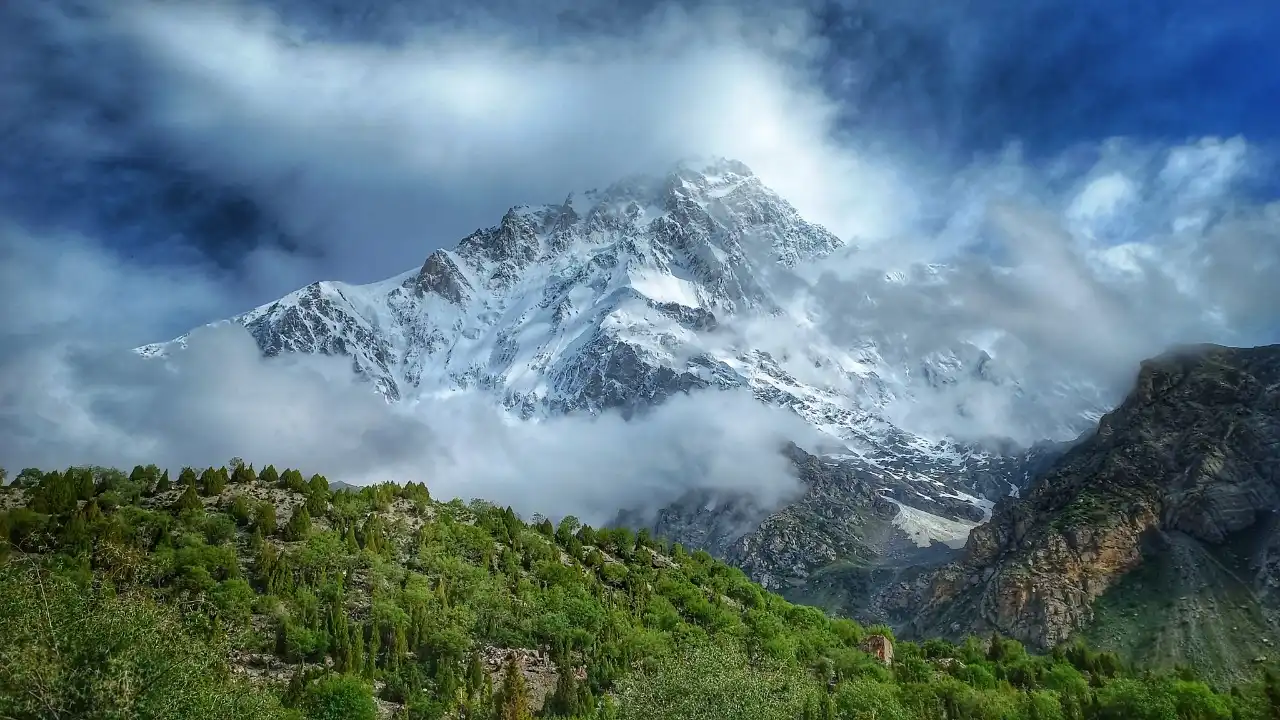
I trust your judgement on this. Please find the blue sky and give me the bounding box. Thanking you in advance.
[813,0,1280,163]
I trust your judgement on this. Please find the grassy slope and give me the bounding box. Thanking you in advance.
[1080,529,1280,685]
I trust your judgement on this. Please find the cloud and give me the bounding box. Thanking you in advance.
[788,136,1280,444]
[0,222,232,351]
[1,0,915,307]
[0,234,812,524]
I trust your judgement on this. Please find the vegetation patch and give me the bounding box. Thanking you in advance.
[1080,529,1280,686]
[2,462,1279,719]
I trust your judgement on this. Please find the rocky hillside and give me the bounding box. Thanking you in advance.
[641,440,1067,621]
[895,343,1280,681]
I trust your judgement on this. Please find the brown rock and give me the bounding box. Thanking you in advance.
[905,344,1280,650]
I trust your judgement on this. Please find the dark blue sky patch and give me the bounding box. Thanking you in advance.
[816,0,1280,162]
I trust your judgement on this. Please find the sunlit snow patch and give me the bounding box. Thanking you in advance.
[628,270,702,307]
[887,499,979,549]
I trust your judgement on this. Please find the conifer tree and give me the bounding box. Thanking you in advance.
[436,661,459,703]
[467,651,485,696]
[171,484,202,514]
[555,516,580,547]
[260,464,280,486]
[818,690,835,720]
[60,511,90,554]
[306,483,329,516]
[199,468,224,497]
[474,674,496,720]
[230,495,253,526]
[576,683,595,717]
[350,624,364,676]
[307,473,330,497]
[74,469,95,501]
[494,654,531,720]
[284,505,311,541]
[341,638,355,674]
[364,624,380,679]
[255,502,278,536]
[545,656,582,718]
[232,462,255,484]
[178,466,198,488]
[281,469,307,493]
[360,516,383,554]
[255,542,291,595]
[154,469,171,494]
[282,663,305,707]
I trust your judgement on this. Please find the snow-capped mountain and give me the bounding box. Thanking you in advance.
[143,158,851,413]
[140,158,1103,599]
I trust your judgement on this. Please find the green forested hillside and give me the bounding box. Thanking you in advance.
[0,462,1276,720]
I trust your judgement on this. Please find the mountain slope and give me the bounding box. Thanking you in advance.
[4,463,1270,719]
[898,343,1280,681]
[139,158,1105,603]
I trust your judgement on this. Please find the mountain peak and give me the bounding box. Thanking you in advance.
[671,156,755,179]
[566,157,758,211]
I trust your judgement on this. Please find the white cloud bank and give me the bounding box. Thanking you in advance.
[0,224,813,524]
[783,136,1280,444]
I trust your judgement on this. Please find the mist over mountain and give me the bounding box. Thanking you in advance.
[2,0,1279,534]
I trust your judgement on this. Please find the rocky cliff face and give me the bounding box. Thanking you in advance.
[899,344,1280,663]
[643,441,1067,610]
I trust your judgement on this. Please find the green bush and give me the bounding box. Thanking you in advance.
[0,562,294,719]
[301,674,376,720]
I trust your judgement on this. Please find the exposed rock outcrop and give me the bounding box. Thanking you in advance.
[408,249,472,304]
[860,634,894,666]
[901,344,1280,653]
